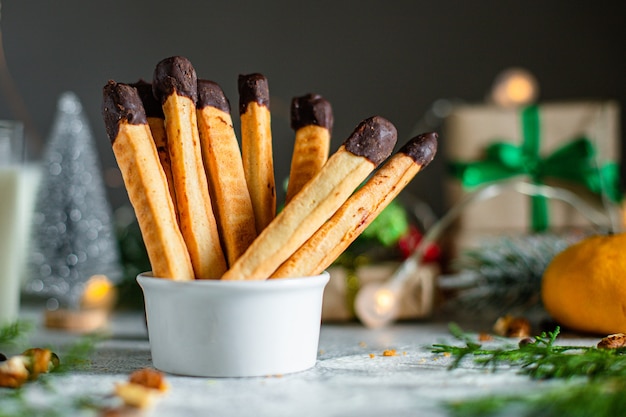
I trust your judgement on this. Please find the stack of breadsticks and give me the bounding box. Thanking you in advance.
[102,56,437,281]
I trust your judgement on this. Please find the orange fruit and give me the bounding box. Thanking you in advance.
[542,232,626,335]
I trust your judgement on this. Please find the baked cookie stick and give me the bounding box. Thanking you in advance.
[196,79,257,265]
[131,80,178,221]
[285,93,333,204]
[272,132,438,278]
[101,81,194,280]
[153,56,227,279]
[221,116,397,281]
[238,73,276,232]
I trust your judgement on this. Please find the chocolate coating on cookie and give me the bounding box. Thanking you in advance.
[153,56,198,104]
[238,73,270,114]
[102,80,147,144]
[400,132,438,167]
[290,94,334,132]
[197,79,231,113]
[344,116,397,166]
[131,80,164,119]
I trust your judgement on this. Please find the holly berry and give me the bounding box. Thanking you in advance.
[397,225,441,263]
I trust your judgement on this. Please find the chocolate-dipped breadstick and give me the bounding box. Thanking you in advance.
[285,93,333,204]
[196,79,257,265]
[153,56,227,279]
[131,80,178,221]
[221,116,397,281]
[101,81,194,280]
[272,132,438,278]
[238,73,276,232]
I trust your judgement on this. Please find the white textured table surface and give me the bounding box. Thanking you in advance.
[6,306,593,416]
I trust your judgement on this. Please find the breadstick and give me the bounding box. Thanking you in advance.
[221,116,397,281]
[131,80,178,221]
[196,79,257,265]
[238,73,276,232]
[153,56,227,279]
[272,132,438,278]
[101,81,194,280]
[285,93,333,204]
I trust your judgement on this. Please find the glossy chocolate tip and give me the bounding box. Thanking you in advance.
[130,79,164,119]
[290,93,334,132]
[343,116,397,166]
[102,80,147,144]
[197,79,231,113]
[152,56,198,104]
[399,132,438,167]
[238,73,270,114]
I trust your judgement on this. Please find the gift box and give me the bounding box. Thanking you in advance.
[443,101,621,254]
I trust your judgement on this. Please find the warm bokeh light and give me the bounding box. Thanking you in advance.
[374,288,396,316]
[354,283,399,329]
[81,274,116,309]
[490,68,539,108]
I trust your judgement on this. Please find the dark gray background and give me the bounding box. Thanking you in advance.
[1,1,624,216]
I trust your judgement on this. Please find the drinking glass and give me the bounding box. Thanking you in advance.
[0,120,39,325]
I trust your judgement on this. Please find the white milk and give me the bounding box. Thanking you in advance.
[0,164,40,324]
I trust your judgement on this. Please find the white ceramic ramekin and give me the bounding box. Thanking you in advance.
[137,271,329,377]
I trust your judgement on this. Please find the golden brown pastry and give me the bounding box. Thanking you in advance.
[285,93,333,204]
[131,80,178,222]
[221,116,397,280]
[272,132,438,278]
[153,56,227,279]
[196,79,257,265]
[102,80,194,280]
[238,73,276,232]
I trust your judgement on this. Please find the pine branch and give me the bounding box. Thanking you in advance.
[448,233,584,312]
[52,332,104,373]
[447,379,626,417]
[433,324,626,380]
[0,333,108,416]
[436,324,626,416]
[0,320,33,347]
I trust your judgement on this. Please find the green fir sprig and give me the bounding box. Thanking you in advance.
[435,324,626,416]
[433,323,626,379]
[447,378,626,417]
[447,233,585,313]
[0,388,104,417]
[51,332,103,374]
[0,320,33,348]
[1,332,107,416]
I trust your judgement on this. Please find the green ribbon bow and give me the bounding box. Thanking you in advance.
[450,105,622,232]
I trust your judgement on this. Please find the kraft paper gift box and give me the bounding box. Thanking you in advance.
[443,101,621,255]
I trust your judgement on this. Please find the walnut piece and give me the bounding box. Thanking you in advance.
[0,348,59,388]
[128,368,168,392]
[114,382,158,409]
[115,368,168,408]
[0,356,29,388]
[597,333,626,349]
[493,315,532,338]
[22,348,59,379]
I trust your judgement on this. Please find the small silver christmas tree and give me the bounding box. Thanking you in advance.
[25,92,122,309]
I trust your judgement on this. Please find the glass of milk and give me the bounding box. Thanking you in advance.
[0,120,40,325]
